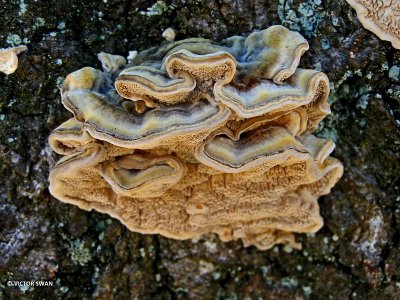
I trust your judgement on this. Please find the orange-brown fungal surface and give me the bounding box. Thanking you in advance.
[346,0,400,49]
[49,25,343,250]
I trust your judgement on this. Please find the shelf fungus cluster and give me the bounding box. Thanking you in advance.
[49,25,343,250]
[346,0,400,49]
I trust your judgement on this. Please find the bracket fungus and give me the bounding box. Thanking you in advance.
[49,25,343,250]
[0,45,27,75]
[346,0,400,49]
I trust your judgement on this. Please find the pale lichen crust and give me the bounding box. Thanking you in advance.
[346,0,400,49]
[48,26,343,250]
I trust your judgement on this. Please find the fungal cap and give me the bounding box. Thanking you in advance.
[116,66,196,104]
[61,89,231,149]
[215,68,330,131]
[162,27,176,42]
[115,50,236,105]
[62,67,108,94]
[235,25,309,83]
[101,154,186,198]
[48,118,95,155]
[346,0,400,49]
[0,45,27,75]
[97,52,127,73]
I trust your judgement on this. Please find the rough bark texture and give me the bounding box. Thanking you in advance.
[0,0,399,299]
